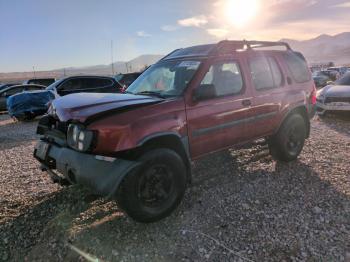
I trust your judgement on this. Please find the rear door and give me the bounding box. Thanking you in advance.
[186,57,253,159]
[244,53,286,139]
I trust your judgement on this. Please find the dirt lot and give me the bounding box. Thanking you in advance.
[0,114,349,261]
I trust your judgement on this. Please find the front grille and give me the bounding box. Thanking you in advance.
[325,97,350,104]
[56,121,68,133]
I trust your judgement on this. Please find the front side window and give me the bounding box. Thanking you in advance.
[127,60,201,97]
[199,61,243,97]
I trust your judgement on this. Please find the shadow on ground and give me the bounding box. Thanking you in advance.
[1,147,348,261]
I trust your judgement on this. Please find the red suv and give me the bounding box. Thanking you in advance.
[34,41,316,222]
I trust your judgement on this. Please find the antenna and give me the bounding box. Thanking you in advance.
[111,40,115,75]
[32,66,36,79]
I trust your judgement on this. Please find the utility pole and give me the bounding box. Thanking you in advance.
[111,40,115,76]
[63,68,66,77]
[125,63,128,73]
[32,66,36,79]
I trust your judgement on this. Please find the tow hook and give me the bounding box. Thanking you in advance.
[40,164,71,186]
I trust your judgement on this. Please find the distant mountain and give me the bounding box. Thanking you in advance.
[0,54,164,82]
[53,54,164,75]
[281,32,350,65]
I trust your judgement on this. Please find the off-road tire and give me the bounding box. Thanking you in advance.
[116,148,187,223]
[268,114,307,162]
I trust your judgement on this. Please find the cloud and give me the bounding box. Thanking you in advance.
[177,15,208,27]
[332,1,350,8]
[207,28,229,38]
[136,31,151,37]
[161,25,178,32]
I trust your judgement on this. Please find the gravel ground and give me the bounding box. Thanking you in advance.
[0,114,349,261]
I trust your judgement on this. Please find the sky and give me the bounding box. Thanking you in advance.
[0,0,349,72]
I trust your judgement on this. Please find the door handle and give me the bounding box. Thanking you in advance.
[242,99,251,107]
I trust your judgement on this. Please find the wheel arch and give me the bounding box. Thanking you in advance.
[278,105,311,138]
[137,132,192,183]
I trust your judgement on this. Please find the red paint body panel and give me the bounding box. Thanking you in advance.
[88,99,187,155]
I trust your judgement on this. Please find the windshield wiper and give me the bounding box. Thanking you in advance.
[135,91,165,98]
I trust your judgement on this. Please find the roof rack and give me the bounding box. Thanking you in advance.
[212,40,292,55]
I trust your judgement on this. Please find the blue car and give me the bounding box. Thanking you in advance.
[7,90,55,120]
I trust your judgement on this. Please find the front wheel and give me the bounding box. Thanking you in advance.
[116,148,187,223]
[268,114,307,162]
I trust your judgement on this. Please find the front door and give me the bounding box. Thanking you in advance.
[186,58,253,159]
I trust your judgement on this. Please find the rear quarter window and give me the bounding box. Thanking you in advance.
[283,52,311,83]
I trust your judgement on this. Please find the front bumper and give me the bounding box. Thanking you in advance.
[316,102,350,114]
[34,141,139,198]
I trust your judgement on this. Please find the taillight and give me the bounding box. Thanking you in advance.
[310,84,317,105]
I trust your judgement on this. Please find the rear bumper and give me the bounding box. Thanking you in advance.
[34,141,139,198]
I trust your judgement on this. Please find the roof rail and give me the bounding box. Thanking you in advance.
[212,40,291,55]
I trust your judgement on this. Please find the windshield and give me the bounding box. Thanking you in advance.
[335,72,350,85]
[45,78,64,91]
[126,60,201,97]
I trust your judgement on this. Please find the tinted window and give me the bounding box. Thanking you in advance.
[59,79,83,91]
[4,87,24,96]
[200,61,243,97]
[91,78,113,88]
[335,72,350,85]
[269,57,283,87]
[249,57,275,90]
[283,52,311,83]
[26,85,44,91]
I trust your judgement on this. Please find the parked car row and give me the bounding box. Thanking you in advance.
[312,66,349,88]
[316,72,350,117]
[0,73,141,119]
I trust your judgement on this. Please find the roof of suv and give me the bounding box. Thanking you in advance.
[162,40,293,61]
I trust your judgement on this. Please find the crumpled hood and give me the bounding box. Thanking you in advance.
[321,85,350,97]
[51,93,163,122]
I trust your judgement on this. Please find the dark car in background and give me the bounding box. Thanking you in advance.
[7,75,123,120]
[115,72,141,89]
[0,84,45,111]
[316,72,350,116]
[0,83,19,91]
[312,71,331,88]
[24,78,56,86]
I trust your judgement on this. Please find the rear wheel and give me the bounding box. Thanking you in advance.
[268,114,307,162]
[116,148,187,223]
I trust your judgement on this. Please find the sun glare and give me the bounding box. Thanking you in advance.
[225,0,260,27]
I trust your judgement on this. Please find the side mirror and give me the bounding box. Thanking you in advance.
[193,84,216,101]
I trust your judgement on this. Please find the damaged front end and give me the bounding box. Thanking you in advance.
[34,114,140,198]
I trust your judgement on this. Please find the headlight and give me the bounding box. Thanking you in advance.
[67,124,96,152]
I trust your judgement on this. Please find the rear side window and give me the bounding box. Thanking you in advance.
[200,61,243,97]
[269,57,283,87]
[249,57,275,90]
[249,56,283,90]
[283,52,311,83]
